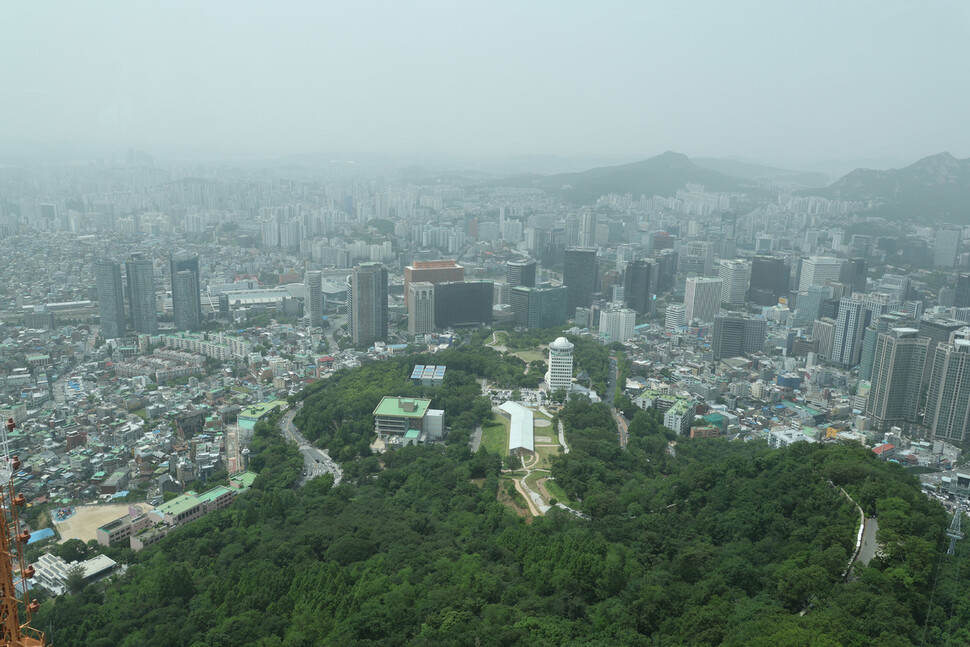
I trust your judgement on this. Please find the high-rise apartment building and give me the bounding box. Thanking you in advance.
[408,282,434,334]
[684,277,722,324]
[506,258,537,288]
[95,259,126,339]
[832,296,867,367]
[797,256,844,294]
[624,259,656,315]
[712,315,767,361]
[599,307,636,343]
[170,252,202,331]
[563,247,597,315]
[925,332,970,442]
[348,262,388,346]
[125,253,157,334]
[917,316,966,386]
[304,271,323,328]
[718,260,751,305]
[866,328,928,431]
[403,260,464,309]
[548,336,574,393]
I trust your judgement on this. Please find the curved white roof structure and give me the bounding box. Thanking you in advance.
[549,336,574,351]
[499,401,534,453]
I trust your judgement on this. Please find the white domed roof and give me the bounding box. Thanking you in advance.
[549,336,573,350]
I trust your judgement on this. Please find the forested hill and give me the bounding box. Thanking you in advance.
[35,365,969,645]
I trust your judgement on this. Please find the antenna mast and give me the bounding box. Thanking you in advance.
[0,419,44,646]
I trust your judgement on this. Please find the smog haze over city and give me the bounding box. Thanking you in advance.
[4,3,970,647]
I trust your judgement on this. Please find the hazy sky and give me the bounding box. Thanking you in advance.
[3,1,969,166]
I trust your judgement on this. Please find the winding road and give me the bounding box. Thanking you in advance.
[280,404,344,486]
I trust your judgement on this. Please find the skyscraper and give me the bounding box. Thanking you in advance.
[844,258,868,295]
[95,259,126,339]
[304,270,323,328]
[797,256,844,294]
[718,260,751,305]
[955,274,970,309]
[403,260,464,309]
[926,332,970,442]
[170,252,202,331]
[125,253,157,334]
[917,316,966,386]
[511,285,568,330]
[677,241,714,276]
[831,296,868,367]
[348,262,388,346]
[934,227,962,267]
[712,315,767,361]
[506,258,537,288]
[624,259,656,315]
[563,247,597,315]
[548,336,574,393]
[866,328,928,431]
[684,277,722,324]
[408,282,434,334]
[665,304,686,330]
[433,281,493,327]
[749,255,789,306]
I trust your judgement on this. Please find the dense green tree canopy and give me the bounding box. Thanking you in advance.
[34,353,970,646]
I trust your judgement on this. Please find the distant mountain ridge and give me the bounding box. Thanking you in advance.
[490,151,756,203]
[805,152,970,223]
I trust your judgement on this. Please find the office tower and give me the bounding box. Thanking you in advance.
[125,253,157,334]
[866,328,928,431]
[917,316,966,386]
[684,277,722,324]
[580,212,596,247]
[678,241,715,276]
[925,333,970,442]
[433,281,493,328]
[749,256,790,306]
[493,282,510,306]
[304,271,323,328]
[510,285,567,330]
[565,216,581,247]
[844,258,868,295]
[408,282,435,334]
[403,260,464,309]
[507,258,537,288]
[812,317,837,361]
[712,315,767,361]
[563,247,597,314]
[934,227,962,267]
[956,274,970,309]
[624,259,656,315]
[548,336,574,393]
[348,262,388,345]
[95,259,126,339]
[170,252,202,331]
[601,270,621,299]
[718,260,751,305]
[665,304,686,330]
[797,256,844,293]
[859,313,911,380]
[832,296,868,367]
[599,307,636,343]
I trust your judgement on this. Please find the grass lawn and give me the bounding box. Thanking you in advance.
[543,479,576,507]
[481,414,510,455]
[533,409,552,421]
[513,348,546,364]
[533,445,561,470]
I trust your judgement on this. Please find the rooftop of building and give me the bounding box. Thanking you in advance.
[373,396,432,418]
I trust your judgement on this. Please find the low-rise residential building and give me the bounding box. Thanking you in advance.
[634,389,697,435]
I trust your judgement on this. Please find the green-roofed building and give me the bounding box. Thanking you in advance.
[229,471,258,491]
[237,401,286,430]
[373,396,443,441]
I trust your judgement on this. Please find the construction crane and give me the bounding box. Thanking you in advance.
[946,498,965,557]
[0,419,44,646]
